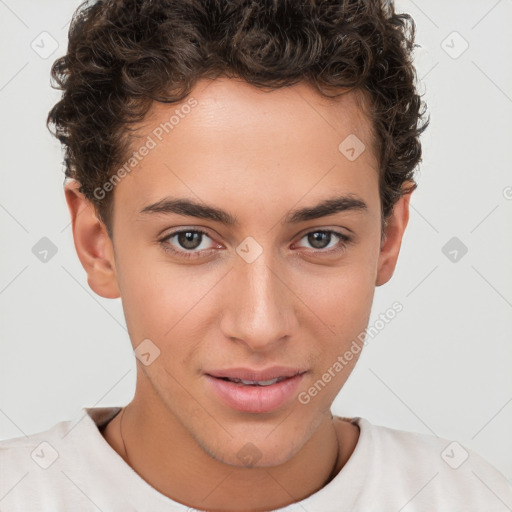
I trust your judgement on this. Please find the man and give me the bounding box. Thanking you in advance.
[1,0,511,510]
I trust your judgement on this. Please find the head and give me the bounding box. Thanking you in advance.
[48,0,427,467]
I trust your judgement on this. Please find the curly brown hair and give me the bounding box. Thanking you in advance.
[47,0,428,238]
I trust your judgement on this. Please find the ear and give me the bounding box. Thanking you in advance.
[375,188,412,287]
[64,180,120,299]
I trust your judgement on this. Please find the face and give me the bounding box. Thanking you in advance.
[69,77,409,468]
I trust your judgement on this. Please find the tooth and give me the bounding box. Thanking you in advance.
[240,379,257,385]
[258,378,280,386]
[238,378,280,386]
[223,376,290,386]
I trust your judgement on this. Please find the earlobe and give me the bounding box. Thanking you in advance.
[375,191,412,287]
[64,180,120,299]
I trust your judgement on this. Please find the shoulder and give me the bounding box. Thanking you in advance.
[347,416,512,510]
[0,408,122,511]
[0,407,117,466]
[0,417,71,466]
[0,418,72,509]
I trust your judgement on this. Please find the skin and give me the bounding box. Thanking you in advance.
[64,77,411,511]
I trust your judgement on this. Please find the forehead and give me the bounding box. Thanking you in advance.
[114,77,379,219]
[143,77,375,155]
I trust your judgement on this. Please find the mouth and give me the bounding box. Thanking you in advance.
[206,366,307,382]
[204,367,307,413]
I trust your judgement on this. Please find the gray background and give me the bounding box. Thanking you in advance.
[1,0,511,485]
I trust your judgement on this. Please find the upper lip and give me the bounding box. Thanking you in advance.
[206,366,307,381]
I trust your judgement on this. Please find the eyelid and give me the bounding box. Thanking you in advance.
[294,225,351,240]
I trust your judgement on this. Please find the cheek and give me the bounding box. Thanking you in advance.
[115,250,222,347]
[307,254,377,332]
[298,267,376,404]
[326,276,374,350]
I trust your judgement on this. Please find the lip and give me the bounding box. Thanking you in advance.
[205,366,306,382]
[204,371,307,413]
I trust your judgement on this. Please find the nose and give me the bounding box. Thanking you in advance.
[219,252,298,352]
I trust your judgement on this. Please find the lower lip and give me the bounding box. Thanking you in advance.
[204,373,305,413]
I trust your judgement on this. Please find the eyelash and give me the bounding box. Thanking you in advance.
[158,228,352,260]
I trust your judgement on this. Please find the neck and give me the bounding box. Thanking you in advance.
[103,387,358,511]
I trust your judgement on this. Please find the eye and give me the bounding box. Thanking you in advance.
[295,230,351,255]
[159,229,219,259]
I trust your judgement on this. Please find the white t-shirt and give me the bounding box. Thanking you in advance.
[1,406,511,511]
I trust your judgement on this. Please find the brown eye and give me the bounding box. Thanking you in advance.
[296,230,351,253]
[307,231,333,249]
[176,231,203,250]
[159,229,217,259]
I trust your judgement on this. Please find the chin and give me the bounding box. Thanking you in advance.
[194,425,310,469]
[205,443,298,469]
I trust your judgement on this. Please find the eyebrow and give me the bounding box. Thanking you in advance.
[139,194,368,225]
